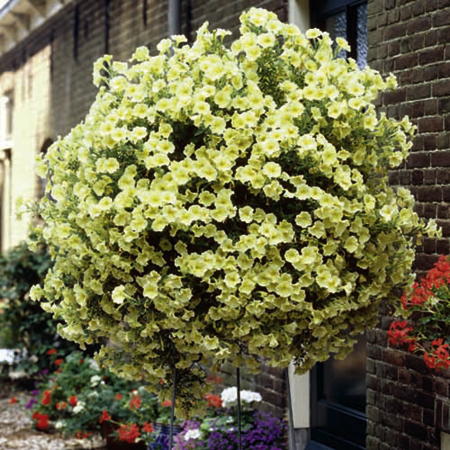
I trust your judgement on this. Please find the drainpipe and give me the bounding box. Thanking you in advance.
[168,0,181,36]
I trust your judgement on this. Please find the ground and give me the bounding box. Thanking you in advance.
[0,380,106,450]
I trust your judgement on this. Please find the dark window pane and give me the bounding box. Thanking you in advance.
[325,11,347,59]
[356,3,368,68]
[322,334,366,412]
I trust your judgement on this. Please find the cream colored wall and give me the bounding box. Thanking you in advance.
[287,0,311,434]
[288,0,310,33]
[0,45,51,252]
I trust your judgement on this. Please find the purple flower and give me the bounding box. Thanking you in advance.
[25,398,37,409]
[206,412,287,449]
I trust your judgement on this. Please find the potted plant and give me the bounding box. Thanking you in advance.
[389,255,450,370]
[28,6,437,415]
[173,386,287,449]
[28,351,159,448]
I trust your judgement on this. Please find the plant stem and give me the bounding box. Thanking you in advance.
[169,367,177,449]
[236,367,242,450]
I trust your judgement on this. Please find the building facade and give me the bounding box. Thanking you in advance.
[0,0,449,449]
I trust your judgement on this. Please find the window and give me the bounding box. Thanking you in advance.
[0,91,13,143]
[311,0,368,69]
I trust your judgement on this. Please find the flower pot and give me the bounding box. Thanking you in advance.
[148,423,182,450]
[101,421,147,450]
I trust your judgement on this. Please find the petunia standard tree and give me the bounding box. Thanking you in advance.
[29,8,437,406]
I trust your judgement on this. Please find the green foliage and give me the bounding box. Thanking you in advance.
[28,7,438,401]
[30,351,158,440]
[0,241,79,375]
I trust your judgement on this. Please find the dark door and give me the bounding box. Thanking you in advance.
[307,2,368,448]
[309,334,367,450]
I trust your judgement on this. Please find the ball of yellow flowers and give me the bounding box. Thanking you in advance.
[29,7,438,399]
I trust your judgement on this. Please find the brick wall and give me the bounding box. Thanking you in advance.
[0,0,287,138]
[0,0,288,416]
[367,1,450,449]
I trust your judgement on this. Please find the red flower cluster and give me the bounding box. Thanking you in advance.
[142,422,154,433]
[69,395,78,407]
[9,397,18,405]
[129,395,141,410]
[32,411,49,430]
[401,255,450,310]
[390,255,450,371]
[424,339,450,370]
[99,410,111,424]
[388,321,413,347]
[206,374,223,385]
[75,430,92,439]
[42,390,52,406]
[118,423,141,443]
[206,394,223,408]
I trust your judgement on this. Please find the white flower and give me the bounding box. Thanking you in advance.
[241,390,262,403]
[220,387,237,407]
[220,387,262,407]
[73,401,85,414]
[184,429,202,441]
[90,375,101,386]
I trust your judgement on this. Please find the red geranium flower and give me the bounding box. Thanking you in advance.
[42,390,52,406]
[9,397,18,405]
[54,359,64,366]
[46,348,57,355]
[69,396,78,407]
[118,423,140,443]
[129,395,142,410]
[206,394,223,408]
[99,410,111,424]
[36,413,49,430]
[142,422,154,433]
[115,393,123,400]
[424,352,436,369]
[387,321,413,346]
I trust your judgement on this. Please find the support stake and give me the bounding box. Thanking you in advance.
[236,367,242,450]
[169,367,177,449]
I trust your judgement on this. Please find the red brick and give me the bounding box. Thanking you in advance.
[407,15,432,34]
[407,84,431,101]
[433,7,450,26]
[436,238,450,254]
[432,150,450,166]
[394,52,418,70]
[419,45,445,65]
[385,22,408,40]
[407,152,430,168]
[432,78,450,96]
[416,185,442,201]
[417,116,444,132]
